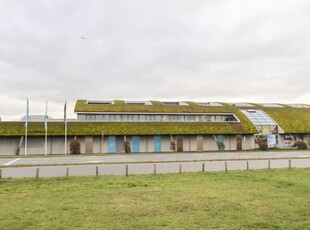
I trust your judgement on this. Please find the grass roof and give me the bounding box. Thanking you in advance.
[75,100,234,113]
[0,121,255,137]
[259,106,310,133]
[74,100,258,134]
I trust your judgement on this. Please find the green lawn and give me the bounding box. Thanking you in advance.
[0,169,309,229]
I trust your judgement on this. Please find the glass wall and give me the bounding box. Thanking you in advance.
[77,113,238,123]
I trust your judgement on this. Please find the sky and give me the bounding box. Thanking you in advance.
[0,0,310,120]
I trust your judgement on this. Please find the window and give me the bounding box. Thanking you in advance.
[87,100,113,105]
[78,113,239,123]
[162,102,180,106]
[115,115,121,121]
[139,115,146,121]
[96,115,103,121]
[109,115,115,121]
[197,102,222,107]
[103,115,109,121]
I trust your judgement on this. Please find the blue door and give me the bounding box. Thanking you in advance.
[154,136,161,153]
[108,136,116,153]
[132,136,140,153]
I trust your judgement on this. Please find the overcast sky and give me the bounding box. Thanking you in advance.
[0,0,310,120]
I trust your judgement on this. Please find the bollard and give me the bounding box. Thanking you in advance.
[246,161,249,171]
[289,159,291,169]
[125,165,129,176]
[225,162,228,172]
[268,160,271,170]
[154,164,157,175]
[179,164,182,174]
[96,166,99,176]
[202,163,205,172]
[66,167,69,176]
[36,168,39,178]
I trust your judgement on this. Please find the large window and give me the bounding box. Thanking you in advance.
[77,113,239,123]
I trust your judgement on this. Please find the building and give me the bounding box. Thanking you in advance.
[0,100,309,155]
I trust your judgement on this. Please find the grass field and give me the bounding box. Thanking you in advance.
[0,169,309,229]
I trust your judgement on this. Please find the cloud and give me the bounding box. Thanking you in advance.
[0,0,309,120]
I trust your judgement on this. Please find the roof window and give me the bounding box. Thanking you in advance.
[87,100,114,105]
[197,102,222,107]
[125,101,152,106]
[162,101,188,106]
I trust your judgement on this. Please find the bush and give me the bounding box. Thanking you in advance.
[124,141,131,153]
[216,141,225,151]
[170,141,176,152]
[70,139,81,154]
[258,139,267,151]
[296,141,307,150]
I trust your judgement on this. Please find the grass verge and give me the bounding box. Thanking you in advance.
[0,169,309,229]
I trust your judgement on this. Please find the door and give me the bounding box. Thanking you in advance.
[154,136,161,153]
[132,136,140,153]
[108,136,116,154]
[177,137,183,152]
[236,135,242,150]
[197,135,203,151]
[85,136,93,154]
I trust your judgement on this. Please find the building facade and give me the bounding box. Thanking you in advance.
[0,100,309,155]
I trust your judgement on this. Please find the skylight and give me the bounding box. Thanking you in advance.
[162,101,188,106]
[197,102,222,107]
[87,100,113,105]
[259,103,284,108]
[240,109,277,126]
[125,101,152,106]
[230,103,254,107]
[287,104,310,108]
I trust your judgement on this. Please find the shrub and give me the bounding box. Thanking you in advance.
[216,141,225,151]
[170,141,176,151]
[124,141,131,153]
[258,139,268,151]
[296,141,307,150]
[15,147,20,156]
[70,139,81,154]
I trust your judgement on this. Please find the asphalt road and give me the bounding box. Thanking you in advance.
[1,151,309,178]
[1,150,310,167]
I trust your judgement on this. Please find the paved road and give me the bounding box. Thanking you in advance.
[1,158,310,178]
[0,151,309,178]
[1,151,310,167]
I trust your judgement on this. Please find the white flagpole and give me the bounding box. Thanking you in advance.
[44,100,48,156]
[25,126,27,156]
[25,98,29,157]
[64,101,67,155]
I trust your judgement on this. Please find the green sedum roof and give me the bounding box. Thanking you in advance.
[259,106,310,133]
[74,100,257,134]
[235,103,310,133]
[75,100,237,113]
[0,121,254,136]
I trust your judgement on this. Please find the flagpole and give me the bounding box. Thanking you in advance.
[25,98,29,157]
[25,126,27,156]
[44,100,48,156]
[64,101,67,155]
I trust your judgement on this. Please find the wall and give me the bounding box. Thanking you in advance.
[0,134,265,156]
